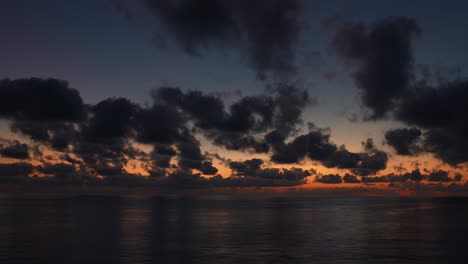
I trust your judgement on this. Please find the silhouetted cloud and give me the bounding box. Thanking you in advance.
[0,78,86,121]
[331,16,468,167]
[315,174,343,184]
[0,140,29,160]
[176,133,208,170]
[229,158,310,182]
[427,170,452,182]
[0,162,34,182]
[151,144,177,168]
[331,17,422,119]
[154,84,311,153]
[385,127,422,155]
[343,173,360,183]
[271,126,388,176]
[36,162,83,182]
[142,0,303,79]
[1,76,463,188]
[82,97,138,142]
[308,168,461,185]
[396,80,468,165]
[199,161,218,175]
[359,169,459,183]
[229,158,264,176]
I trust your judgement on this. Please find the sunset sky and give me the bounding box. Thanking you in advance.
[1,0,468,192]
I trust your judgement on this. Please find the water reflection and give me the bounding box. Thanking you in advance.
[68,196,122,264]
[0,196,468,264]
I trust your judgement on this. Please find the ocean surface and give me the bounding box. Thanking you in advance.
[0,195,467,264]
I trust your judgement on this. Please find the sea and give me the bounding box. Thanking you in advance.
[0,194,467,264]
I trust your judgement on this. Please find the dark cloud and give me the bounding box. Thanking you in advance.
[427,170,452,182]
[385,127,422,155]
[315,174,342,184]
[271,125,388,176]
[151,144,177,168]
[331,17,422,119]
[82,97,139,142]
[0,78,86,121]
[211,133,269,153]
[270,127,337,164]
[331,17,468,166]
[254,167,310,181]
[395,80,468,165]
[143,0,303,79]
[199,161,218,175]
[0,78,86,153]
[229,158,264,176]
[176,133,206,170]
[154,84,311,135]
[0,77,405,187]
[0,140,29,159]
[10,121,49,142]
[154,84,310,153]
[135,103,186,144]
[351,150,388,176]
[343,173,360,183]
[0,162,34,179]
[361,138,375,152]
[358,169,459,183]
[11,121,78,151]
[36,163,80,180]
[361,175,389,183]
[209,175,306,187]
[405,169,424,182]
[229,158,310,182]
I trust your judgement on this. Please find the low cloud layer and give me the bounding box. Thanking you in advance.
[0,77,388,188]
[316,169,462,184]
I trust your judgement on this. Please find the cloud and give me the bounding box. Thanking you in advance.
[82,97,139,142]
[229,158,310,182]
[229,158,264,176]
[427,170,452,182]
[199,161,218,175]
[360,169,459,183]
[135,104,186,144]
[151,144,177,168]
[154,84,311,153]
[0,77,320,186]
[385,127,422,155]
[315,174,343,184]
[395,80,468,165]
[343,173,360,183]
[0,140,29,159]
[176,132,209,170]
[6,77,456,187]
[208,175,307,187]
[0,162,34,182]
[36,162,83,182]
[138,0,303,80]
[271,126,388,176]
[331,17,468,166]
[331,17,422,119]
[0,78,86,121]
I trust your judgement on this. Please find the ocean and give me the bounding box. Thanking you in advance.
[0,195,467,264]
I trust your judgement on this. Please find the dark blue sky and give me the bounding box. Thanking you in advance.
[2,0,467,104]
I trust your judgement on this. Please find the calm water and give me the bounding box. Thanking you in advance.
[0,195,467,264]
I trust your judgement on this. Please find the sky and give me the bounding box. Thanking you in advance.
[1,0,468,193]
